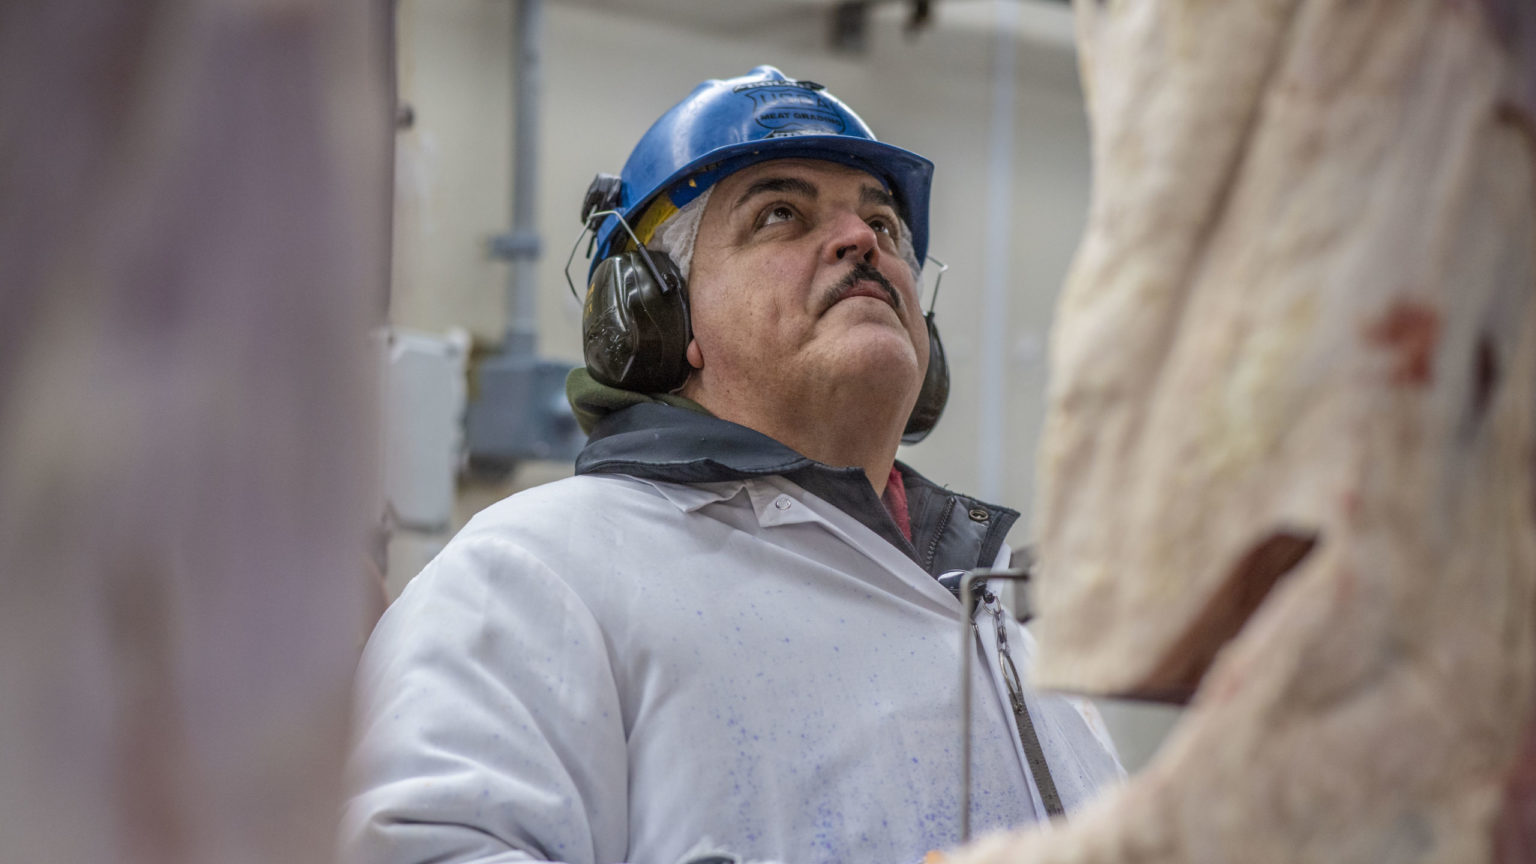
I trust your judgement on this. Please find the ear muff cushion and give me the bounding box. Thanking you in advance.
[583,251,691,393]
[901,313,949,444]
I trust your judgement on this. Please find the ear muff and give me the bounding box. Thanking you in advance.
[582,249,692,393]
[901,312,949,444]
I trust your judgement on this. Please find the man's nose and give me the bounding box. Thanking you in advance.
[825,210,878,264]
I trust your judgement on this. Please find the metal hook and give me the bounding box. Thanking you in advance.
[958,565,1035,843]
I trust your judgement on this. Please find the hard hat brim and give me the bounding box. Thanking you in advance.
[593,135,934,278]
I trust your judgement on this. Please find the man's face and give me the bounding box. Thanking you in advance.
[681,158,929,428]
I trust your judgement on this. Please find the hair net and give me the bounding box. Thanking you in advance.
[648,187,712,284]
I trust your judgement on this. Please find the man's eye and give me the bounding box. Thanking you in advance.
[761,205,797,226]
[868,217,895,237]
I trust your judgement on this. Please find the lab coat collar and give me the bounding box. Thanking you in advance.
[626,476,829,533]
[575,402,1018,577]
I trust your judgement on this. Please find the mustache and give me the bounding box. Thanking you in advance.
[822,262,901,311]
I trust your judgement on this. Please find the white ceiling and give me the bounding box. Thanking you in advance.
[545,0,1077,53]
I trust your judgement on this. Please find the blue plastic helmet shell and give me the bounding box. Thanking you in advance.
[590,66,934,279]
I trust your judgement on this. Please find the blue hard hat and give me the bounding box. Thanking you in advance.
[588,65,934,278]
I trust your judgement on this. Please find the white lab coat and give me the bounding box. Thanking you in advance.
[340,473,1123,864]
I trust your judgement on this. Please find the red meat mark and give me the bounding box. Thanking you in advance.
[1472,334,1501,425]
[1364,301,1441,386]
[1342,490,1363,523]
[1494,682,1536,863]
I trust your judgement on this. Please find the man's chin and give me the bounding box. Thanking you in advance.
[819,326,925,383]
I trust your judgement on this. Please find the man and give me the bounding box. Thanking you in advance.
[341,66,1122,864]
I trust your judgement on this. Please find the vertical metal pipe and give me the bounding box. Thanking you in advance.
[506,0,543,354]
[959,575,977,843]
[383,0,400,321]
[976,0,1018,502]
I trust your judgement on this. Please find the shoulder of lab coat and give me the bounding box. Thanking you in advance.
[340,475,645,864]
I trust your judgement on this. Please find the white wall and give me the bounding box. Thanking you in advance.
[392,0,514,338]
[393,0,1091,523]
[388,0,1180,772]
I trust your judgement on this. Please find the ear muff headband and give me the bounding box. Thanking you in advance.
[901,255,950,444]
[901,311,949,444]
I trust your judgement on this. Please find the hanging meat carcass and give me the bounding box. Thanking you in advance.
[947,0,1536,862]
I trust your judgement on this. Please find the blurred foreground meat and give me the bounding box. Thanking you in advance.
[0,2,387,862]
[949,0,1536,862]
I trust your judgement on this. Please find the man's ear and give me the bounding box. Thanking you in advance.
[686,339,704,370]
